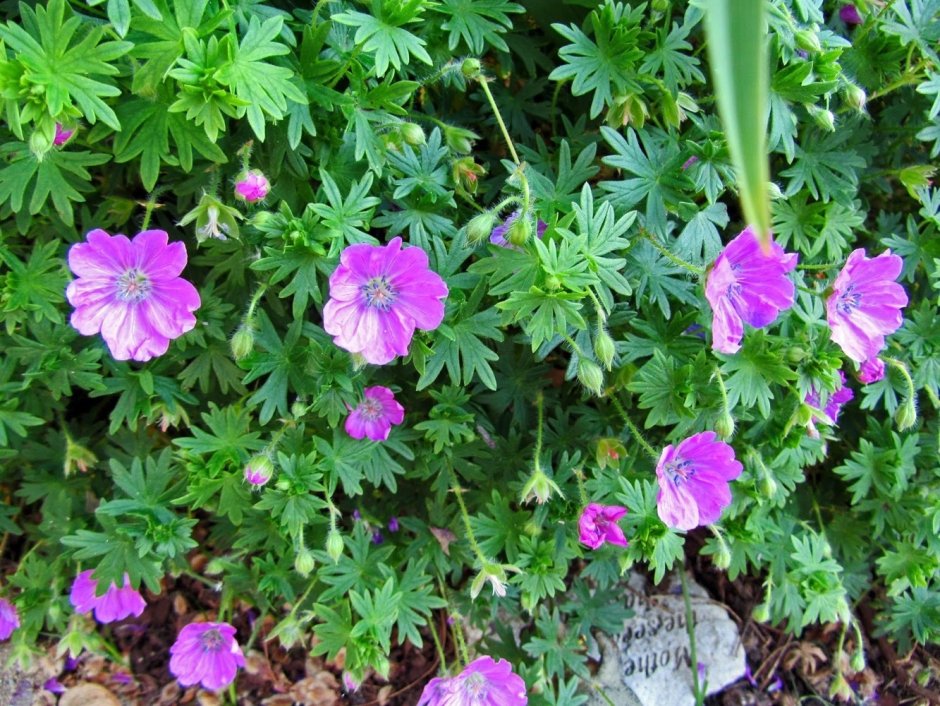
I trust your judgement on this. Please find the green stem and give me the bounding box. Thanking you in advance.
[437,577,470,668]
[450,467,487,566]
[533,391,545,474]
[797,262,839,271]
[476,77,521,166]
[713,366,731,416]
[245,283,268,323]
[574,468,589,506]
[644,233,704,276]
[680,569,704,706]
[429,611,449,673]
[868,59,929,101]
[609,396,659,462]
[883,356,916,400]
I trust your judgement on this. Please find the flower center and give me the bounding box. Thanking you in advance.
[361,276,397,311]
[199,628,224,653]
[665,458,695,487]
[836,284,861,314]
[115,268,152,302]
[462,671,488,698]
[358,398,384,421]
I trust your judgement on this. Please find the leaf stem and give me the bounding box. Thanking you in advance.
[609,396,659,462]
[449,467,487,567]
[644,233,704,276]
[680,569,705,706]
[476,76,521,166]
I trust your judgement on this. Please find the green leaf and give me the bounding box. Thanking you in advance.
[333,6,432,78]
[216,17,306,140]
[0,401,43,446]
[704,0,770,241]
[0,0,132,129]
[107,0,131,37]
[436,0,524,53]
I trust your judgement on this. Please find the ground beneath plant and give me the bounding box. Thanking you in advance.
[5,547,938,706]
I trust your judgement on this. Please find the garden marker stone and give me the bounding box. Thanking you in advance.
[588,572,746,706]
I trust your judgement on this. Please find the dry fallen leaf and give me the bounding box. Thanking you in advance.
[60,683,121,706]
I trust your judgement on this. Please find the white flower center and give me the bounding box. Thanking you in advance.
[200,628,224,653]
[116,268,152,302]
[666,458,695,487]
[361,276,397,311]
[358,398,384,421]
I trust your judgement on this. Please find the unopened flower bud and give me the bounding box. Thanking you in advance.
[244,455,274,486]
[444,125,477,154]
[807,105,835,132]
[234,169,270,203]
[577,358,605,396]
[795,28,822,53]
[850,648,865,673]
[760,473,778,498]
[294,546,315,577]
[596,438,627,469]
[714,540,731,570]
[231,324,255,361]
[326,529,344,563]
[785,347,807,364]
[715,412,735,440]
[467,212,497,243]
[461,58,482,79]
[506,216,531,246]
[400,122,425,146]
[752,603,770,622]
[452,157,485,194]
[29,128,54,160]
[593,328,616,370]
[53,123,75,146]
[895,398,917,431]
[843,84,866,111]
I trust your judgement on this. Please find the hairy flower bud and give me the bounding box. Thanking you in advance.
[506,216,531,246]
[895,397,917,431]
[231,324,255,361]
[461,58,482,80]
[326,529,344,563]
[752,603,770,623]
[244,455,274,486]
[577,358,604,397]
[593,328,616,371]
[843,83,867,112]
[234,169,270,203]
[443,125,477,154]
[715,412,735,440]
[400,122,425,146]
[294,546,315,577]
[794,28,822,53]
[467,212,497,243]
[713,540,732,570]
[850,648,865,673]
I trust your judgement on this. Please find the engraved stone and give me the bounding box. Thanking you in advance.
[587,572,746,706]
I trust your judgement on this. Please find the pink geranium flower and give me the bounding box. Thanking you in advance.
[826,249,907,363]
[66,229,201,362]
[70,570,146,624]
[169,622,245,691]
[705,227,798,354]
[839,4,863,24]
[858,357,885,384]
[0,598,19,640]
[323,237,448,365]
[345,386,405,441]
[578,503,628,550]
[655,432,743,531]
[417,656,527,706]
[234,170,270,202]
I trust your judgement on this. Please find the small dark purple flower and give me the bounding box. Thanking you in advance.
[64,657,79,672]
[806,371,854,424]
[112,672,133,685]
[372,530,384,544]
[839,4,863,25]
[681,155,699,170]
[43,678,65,694]
[388,516,400,532]
[352,509,362,521]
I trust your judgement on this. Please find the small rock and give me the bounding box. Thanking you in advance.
[60,682,122,706]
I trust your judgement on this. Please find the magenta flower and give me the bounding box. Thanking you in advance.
[66,229,201,362]
[0,598,19,640]
[243,456,274,486]
[826,249,907,363]
[578,503,628,550]
[806,370,854,424]
[839,4,863,24]
[345,386,405,441]
[234,170,269,202]
[323,237,448,365]
[490,211,547,248]
[859,357,885,384]
[655,432,743,531]
[70,570,146,623]
[169,622,245,691]
[53,123,75,146]
[417,656,527,706]
[705,227,798,354]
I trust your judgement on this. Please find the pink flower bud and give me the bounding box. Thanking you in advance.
[234,170,270,203]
